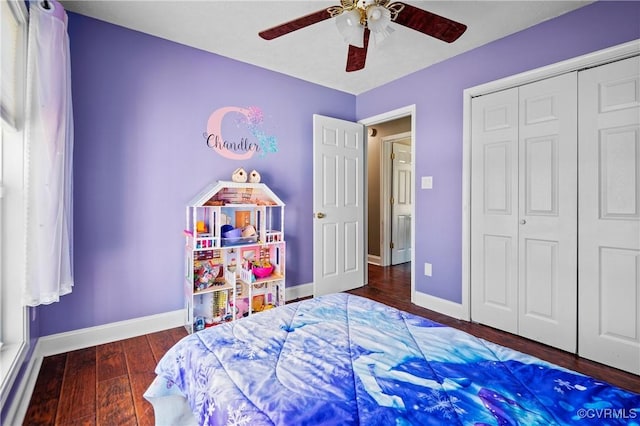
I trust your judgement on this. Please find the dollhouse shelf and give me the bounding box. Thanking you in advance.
[193,282,234,296]
[184,180,286,333]
[241,273,284,285]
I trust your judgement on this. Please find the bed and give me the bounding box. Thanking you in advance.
[144,293,639,425]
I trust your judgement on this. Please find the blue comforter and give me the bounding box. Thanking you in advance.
[151,293,639,425]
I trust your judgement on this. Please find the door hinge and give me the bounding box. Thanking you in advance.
[391,152,396,160]
[390,242,395,249]
[390,196,394,205]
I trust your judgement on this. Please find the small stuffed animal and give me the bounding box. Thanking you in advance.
[232,168,247,183]
[249,169,261,183]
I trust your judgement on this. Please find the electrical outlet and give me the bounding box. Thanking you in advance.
[421,176,433,189]
[424,262,432,277]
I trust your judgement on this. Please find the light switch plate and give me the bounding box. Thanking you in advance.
[424,262,432,277]
[421,176,433,189]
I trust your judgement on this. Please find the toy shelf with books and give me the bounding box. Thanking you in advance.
[184,180,286,333]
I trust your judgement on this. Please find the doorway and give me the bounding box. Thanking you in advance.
[365,122,412,266]
[383,133,412,265]
[360,105,415,299]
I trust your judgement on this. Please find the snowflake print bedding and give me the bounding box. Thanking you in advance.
[145,293,639,425]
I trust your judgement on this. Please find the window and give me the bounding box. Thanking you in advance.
[1,0,25,129]
[0,0,29,410]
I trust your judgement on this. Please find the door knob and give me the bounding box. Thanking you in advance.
[520,219,527,225]
[316,212,326,219]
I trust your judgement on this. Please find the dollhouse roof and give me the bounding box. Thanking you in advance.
[188,181,285,207]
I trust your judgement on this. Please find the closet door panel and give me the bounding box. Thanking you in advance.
[517,72,578,353]
[523,135,558,216]
[599,126,639,219]
[579,55,640,374]
[599,248,639,339]
[471,88,519,334]
[522,238,558,319]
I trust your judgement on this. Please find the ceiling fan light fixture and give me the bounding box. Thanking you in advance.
[335,9,365,47]
[371,25,394,46]
[366,5,390,28]
[366,4,393,45]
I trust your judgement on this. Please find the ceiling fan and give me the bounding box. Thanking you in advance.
[259,0,467,72]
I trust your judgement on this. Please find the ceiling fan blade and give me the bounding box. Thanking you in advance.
[346,28,370,72]
[391,2,467,43]
[259,8,333,40]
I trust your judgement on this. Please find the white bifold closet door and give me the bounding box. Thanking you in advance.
[471,72,578,353]
[471,87,519,335]
[578,56,640,375]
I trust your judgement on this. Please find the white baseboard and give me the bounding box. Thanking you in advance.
[367,254,382,265]
[37,309,185,358]
[286,282,313,300]
[413,290,469,321]
[27,285,314,362]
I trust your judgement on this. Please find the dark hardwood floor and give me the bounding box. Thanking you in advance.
[23,327,188,425]
[23,263,639,425]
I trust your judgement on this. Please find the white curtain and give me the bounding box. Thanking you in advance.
[23,0,74,306]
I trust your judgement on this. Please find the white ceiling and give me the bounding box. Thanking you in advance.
[60,0,593,95]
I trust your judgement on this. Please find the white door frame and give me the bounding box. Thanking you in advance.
[381,132,412,267]
[360,105,416,299]
[462,40,640,321]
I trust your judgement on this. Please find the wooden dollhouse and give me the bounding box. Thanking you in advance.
[184,181,285,333]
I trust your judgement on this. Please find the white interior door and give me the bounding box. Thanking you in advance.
[313,114,365,296]
[471,87,520,334]
[391,141,412,265]
[578,56,640,374]
[517,73,577,353]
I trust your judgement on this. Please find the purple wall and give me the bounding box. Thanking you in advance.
[357,1,640,303]
[37,13,355,336]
